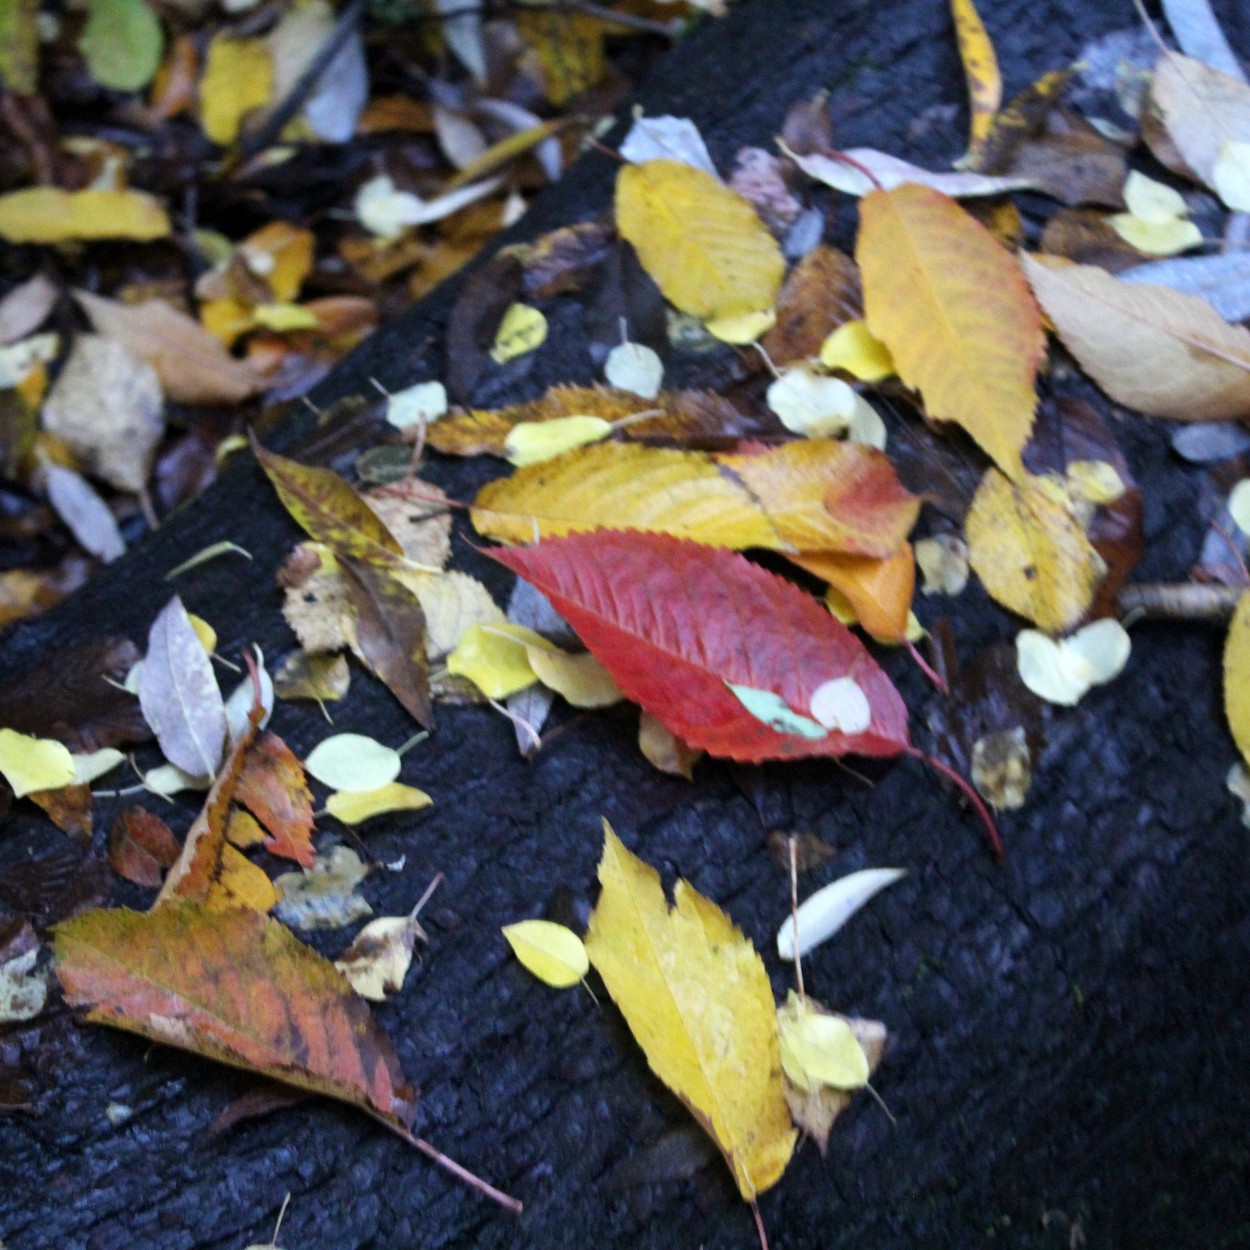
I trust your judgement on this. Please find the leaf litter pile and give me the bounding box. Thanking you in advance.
[6,0,1250,1244]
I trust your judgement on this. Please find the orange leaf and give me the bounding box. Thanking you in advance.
[791,545,915,642]
[109,807,181,887]
[857,184,1043,481]
[53,900,417,1128]
[235,732,316,867]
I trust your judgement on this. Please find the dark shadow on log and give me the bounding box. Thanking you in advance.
[3,1,1250,1247]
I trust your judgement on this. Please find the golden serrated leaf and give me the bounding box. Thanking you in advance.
[966,468,1104,633]
[615,160,785,322]
[585,824,796,1199]
[858,185,1043,481]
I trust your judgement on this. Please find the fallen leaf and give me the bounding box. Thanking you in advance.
[0,274,58,345]
[71,747,125,785]
[0,0,38,95]
[760,245,863,368]
[615,160,784,322]
[776,867,907,960]
[638,712,701,779]
[791,547,915,642]
[304,734,401,793]
[108,807,181,887]
[200,35,272,146]
[950,0,1002,164]
[783,144,1030,198]
[525,645,622,708]
[1161,0,1247,82]
[776,992,868,1091]
[54,900,416,1126]
[585,824,796,1200]
[819,320,895,381]
[340,558,432,728]
[474,439,917,559]
[490,303,548,364]
[1226,590,1250,767]
[492,532,909,762]
[44,464,126,563]
[0,924,47,1024]
[0,729,75,799]
[267,0,367,143]
[138,596,227,779]
[446,622,544,699]
[1016,619,1131,706]
[27,781,94,837]
[79,0,163,91]
[274,844,372,930]
[336,907,427,1001]
[236,733,316,867]
[966,468,1104,633]
[274,651,351,705]
[325,782,431,825]
[1022,254,1250,421]
[620,114,717,175]
[504,416,613,466]
[859,186,1042,480]
[604,342,664,398]
[252,438,410,570]
[41,334,163,493]
[1213,138,1250,212]
[501,919,588,988]
[387,381,448,429]
[765,367,858,438]
[0,188,170,244]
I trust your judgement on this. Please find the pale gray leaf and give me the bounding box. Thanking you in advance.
[138,595,227,777]
[44,463,125,562]
[777,867,907,960]
[304,23,368,142]
[1172,421,1250,462]
[435,0,485,83]
[1122,251,1250,322]
[1162,0,1246,83]
[620,115,718,177]
[0,274,57,345]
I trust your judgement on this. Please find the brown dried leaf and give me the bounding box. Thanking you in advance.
[759,245,863,368]
[235,732,316,868]
[109,807,181,887]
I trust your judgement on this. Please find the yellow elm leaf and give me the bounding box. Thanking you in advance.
[503,416,612,466]
[524,645,622,708]
[490,303,547,364]
[615,160,785,322]
[325,782,433,825]
[201,35,272,146]
[966,468,1104,634]
[0,188,169,244]
[1227,592,1250,767]
[501,919,588,988]
[445,623,545,699]
[858,185,1043,481]
[585,822,796,1200]
[0,728,76,799]
[950,0,1001,164]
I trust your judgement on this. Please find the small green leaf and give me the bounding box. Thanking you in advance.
[724,682,829,740]
[79,0,164,92]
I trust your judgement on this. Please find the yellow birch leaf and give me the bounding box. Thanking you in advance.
[1225,591,1250,767]
[776,992,869,1092]
[201,36,272,146]
[0,188,170,244]
[615,160,785,322]
[950,0,1001,165]
[445,623,545,699]
[966,468,1104,634]
[524,645,622,708]
[503,415,611,466]
[819,319,895,381]
[584,823,797,1200]
[858,185,1043,481]
[501,919,588,988]
[325,782,432,825]
[490,303,547,364]
[0,728,76,799]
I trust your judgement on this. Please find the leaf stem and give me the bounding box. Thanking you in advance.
[906,745,1003,861]
[750,1199,770,1250]
[787,837,805,1005]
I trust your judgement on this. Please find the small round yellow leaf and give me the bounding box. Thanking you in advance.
[502,919,589,988]
[778,998,869,1092]
[705,308,776,344]
[0,728,76,799]
[1109,212,1202,257]
[446,622,546,699]
[326,782,433,825]
[490,303,548,364]
[819,319,896,381]
[503,416,612,466]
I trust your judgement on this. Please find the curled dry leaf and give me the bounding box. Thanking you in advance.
[585,825,797,1200]
[966,469,1104,634]
[336,908,428,1001]
[274,844,372,931]
[54,900,417,1128]
[492,531,909,763]
[501,919,588,988]
[615,159,785,322]
[138,596,227,780]
[858,185,1044,481]
[784,144,1030,199]
[1022,254,1250,422]
[776,867,907,960]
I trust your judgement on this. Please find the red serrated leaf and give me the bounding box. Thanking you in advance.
[491,531,908,762]
[235,732,316,867]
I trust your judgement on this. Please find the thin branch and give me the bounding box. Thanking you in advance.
[1118,582,1243,621]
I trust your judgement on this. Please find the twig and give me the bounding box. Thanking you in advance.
[907,745,1003,861]
[378,1118,524,1213]
[750,1199,770,1250]
[1118,582,1243,621]
[787,836,805,1004]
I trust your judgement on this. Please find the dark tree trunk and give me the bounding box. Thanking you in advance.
[3,2,1250,1248]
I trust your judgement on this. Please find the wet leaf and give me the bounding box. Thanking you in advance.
[966,469,1104,633]
[858,186,1043,480]
[950,0,1001,164]
[236,733,316,868]
[1022,254,1250,422]
[501,919,588,988]
[336,908,427,1001]
[776,867,907,960]
[492,531,909,763]
[108,807,181,888]
[54,900,416,1127]
[325,782,431,825]
[0,188,169,244]
[615,160,784,322]
[0,729,75,799]
[79,0,163,92]
[585,824,796,1200]
[274,845,371,930]
[138,596,227,779]
[304,734,400,793]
